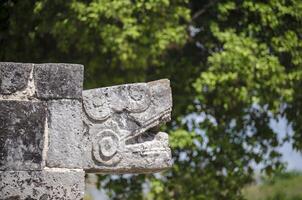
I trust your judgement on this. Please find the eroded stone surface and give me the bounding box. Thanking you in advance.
[34,63,83,99]
[46,100,84,168]
[0,62,32,95]
[0,63,175,199]
[82,79,173,173]
[0,169,85,200]
[0,101,46,170]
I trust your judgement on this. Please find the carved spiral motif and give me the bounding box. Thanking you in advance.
[92,130,122,166]
[83,91,111,121]
[126,84,151,113]
[109,84,151,113]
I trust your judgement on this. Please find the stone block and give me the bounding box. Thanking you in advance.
[34,63,83,99]
[0,62,32,95]
[0,169,85,200]
[0,100,85,170]
[0,62,84,100]
[0,101,46,171]
[46,100,84,168]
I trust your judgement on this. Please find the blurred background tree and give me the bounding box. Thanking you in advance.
[1,0,301,199]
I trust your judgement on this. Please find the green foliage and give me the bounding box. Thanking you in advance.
[1,0,302,199]
[243,171,302,200]
[0,0,189,87]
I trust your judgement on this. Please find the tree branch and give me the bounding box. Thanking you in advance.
[191,0,218,21]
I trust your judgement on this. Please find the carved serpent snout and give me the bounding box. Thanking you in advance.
[82,79,173,173]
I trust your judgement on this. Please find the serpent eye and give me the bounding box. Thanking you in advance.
[92,130,122,166]
[99,136,117,157]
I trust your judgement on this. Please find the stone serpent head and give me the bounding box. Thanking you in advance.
[82,79,172,173]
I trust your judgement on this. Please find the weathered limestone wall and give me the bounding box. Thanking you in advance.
[0,63,85,200]
[0,169,85,199]
[0,62,173,199]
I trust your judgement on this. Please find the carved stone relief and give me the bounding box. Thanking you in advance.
[82,80,173,173]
